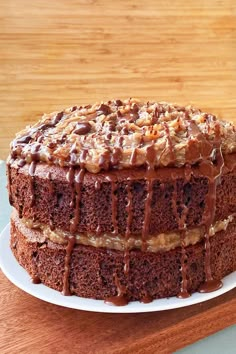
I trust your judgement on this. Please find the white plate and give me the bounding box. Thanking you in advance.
[0,223,235,313]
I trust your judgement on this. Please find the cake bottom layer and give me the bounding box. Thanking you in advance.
[10,214,236,302]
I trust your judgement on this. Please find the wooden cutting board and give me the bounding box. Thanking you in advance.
[0,1,235,353]
[0,271,235,354]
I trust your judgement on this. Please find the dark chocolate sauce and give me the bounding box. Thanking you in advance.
[71,168,85,234]
[97,103,111,116]
[96,224,102,235]
[74,122,91,135]
[95,181,101,191]
[140,294,153,303]
[17,159,26,168]
[115,99,123,107]
[141,144,156,251]
[110,177,118,235]
[124,180,133,275]
[152,105,160,124]
[99,150,111,171]
[49,220,55,231]
[46,172,54,194]
[142,178,153,251]
[67,167,75,208]
[52,111,64,125]
[28,161,37,207]
[185,119,213,163]
[32,275,41,284]
[63,147,88,295]
[171,170,191,299]
[198,124,224,293]
[111,147,122,167]
[163,122,175,163]
[104,273,128,306]
[199,279,222,293]
[118,136,124,148]
[46,172,55,230]
[62,236,76,296]
[130,148,137,166]
[27,143,41,207]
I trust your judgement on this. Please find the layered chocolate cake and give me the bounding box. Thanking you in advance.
[7,98,236,305]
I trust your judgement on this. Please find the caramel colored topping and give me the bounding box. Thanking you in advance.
[22,214,234,253]
[10,99,236,173]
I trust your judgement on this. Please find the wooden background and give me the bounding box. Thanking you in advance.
[0,0,236,158]
[0,1,236,353]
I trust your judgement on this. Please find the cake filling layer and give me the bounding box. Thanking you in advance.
[20,212,234,253]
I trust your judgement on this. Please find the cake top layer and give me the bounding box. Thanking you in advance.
[10,98,236,173]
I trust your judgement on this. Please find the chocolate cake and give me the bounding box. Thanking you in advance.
[7,98,236,305]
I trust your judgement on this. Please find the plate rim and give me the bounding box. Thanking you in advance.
[0,223,235,313]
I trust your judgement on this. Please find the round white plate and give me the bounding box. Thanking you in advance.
[0,223,235,313]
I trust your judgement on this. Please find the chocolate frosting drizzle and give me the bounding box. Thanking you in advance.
[62,236,76,296]
[46,172,55,230]
[104,272,128,306]
[7,99,236,304]
[124,180,133,275]
[198,125,224,293]
[62,148,86,296]
[172,176,191,298]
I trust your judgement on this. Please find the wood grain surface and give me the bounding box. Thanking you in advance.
[0,1,236,353]
[0,0,236,159]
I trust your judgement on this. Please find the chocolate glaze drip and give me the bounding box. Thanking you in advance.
[104,273,128,306]
[99,150,111,171]
[140,294,153,304]
[15,134,32,145]
[111,179,118,235]
[62,149,87,296]
[105,176,118,235]
[172,175,191,299]
[46,172,54,194]
[17,159,26,168]
[142,179,153,251]
[185,119,214,163]
[183,120,225,293]
[95,181,101,191]
[124,180,133,275]
[106,177,133,303]
[152,106,160,124]
[118,136,124,148]
[130,148,137,166]
[28,161,37,207]
[67,167,76,209]
[96,224,102,235]
[46,172,55,230]
[74,122,91,135]
[71,168,85,234]
[32,275,41,284]
[62,236,76,296]
[142,145,156,251]
[139,121,176,258]
[27,143,41,207]
[163,122,175,163]
[111,147,122,167]
[198,127,224,293]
